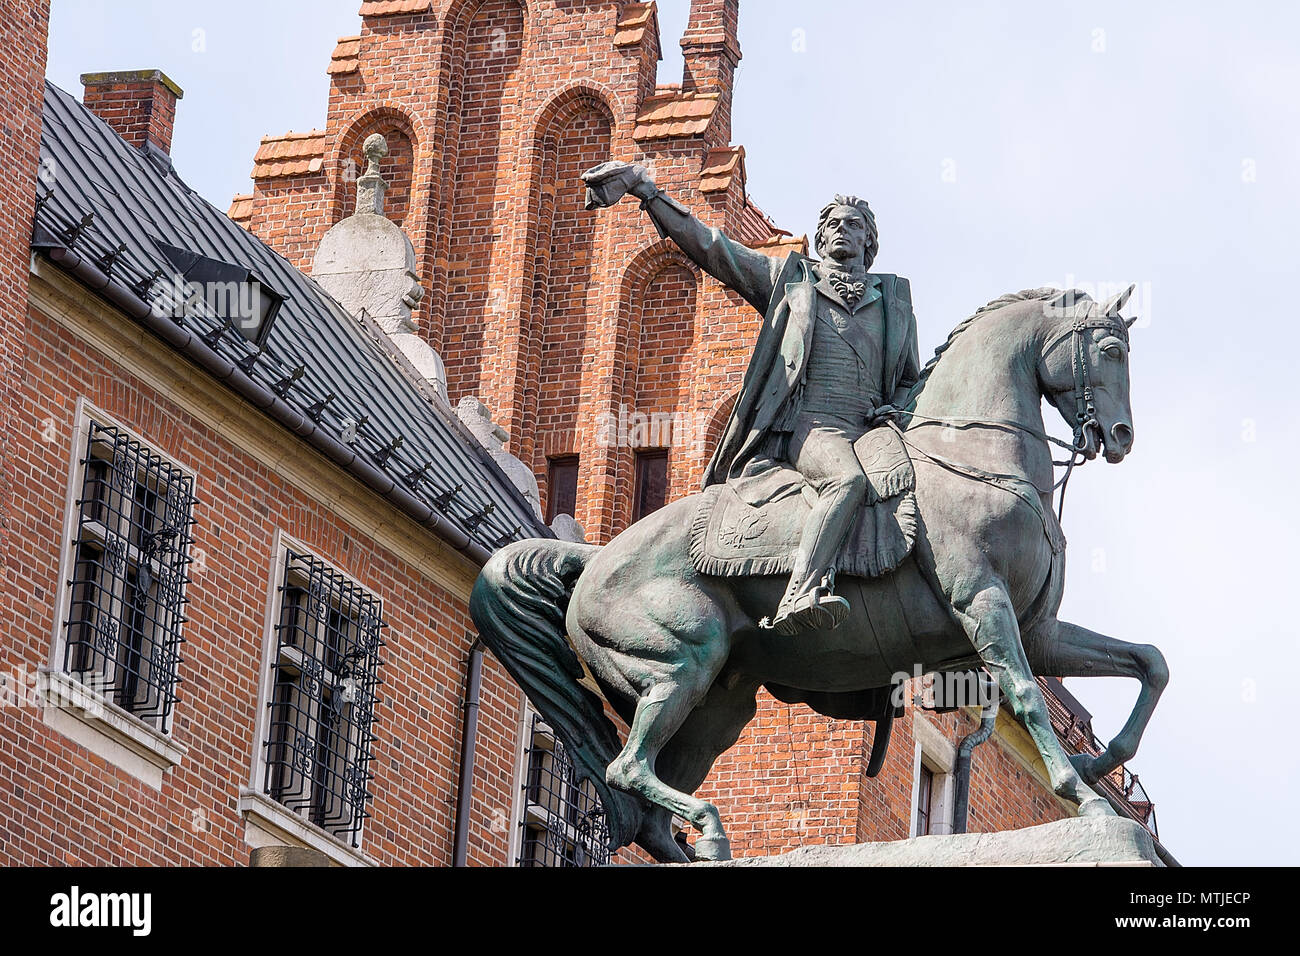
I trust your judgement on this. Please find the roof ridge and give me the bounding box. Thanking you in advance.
[259,129,328,143]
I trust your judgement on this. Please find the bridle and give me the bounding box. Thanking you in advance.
[1037,314,1130,518]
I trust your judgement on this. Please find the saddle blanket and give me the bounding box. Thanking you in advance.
[690,425,919,580]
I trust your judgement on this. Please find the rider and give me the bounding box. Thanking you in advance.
[583,162,921,635]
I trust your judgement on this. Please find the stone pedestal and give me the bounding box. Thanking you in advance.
[693,817,1168,867]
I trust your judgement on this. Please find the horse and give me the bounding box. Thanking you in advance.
[470,285,1168,863]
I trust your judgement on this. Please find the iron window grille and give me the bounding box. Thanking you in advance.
[64,421,196,728]
[517,713,610,867]
[263,549,385,846]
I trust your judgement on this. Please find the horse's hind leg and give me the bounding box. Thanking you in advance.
[603,625,734,861]
[1024,619,1169,783]
[954,581,1114,817]
[634,673,762,863]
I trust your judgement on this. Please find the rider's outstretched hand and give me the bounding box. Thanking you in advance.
[583,160,656,210]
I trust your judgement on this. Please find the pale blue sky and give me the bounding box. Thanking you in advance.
[45,0,1300,865]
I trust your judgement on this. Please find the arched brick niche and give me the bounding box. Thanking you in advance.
[333,109,419,234]
[432,0,527,402]
[519,87,614,528]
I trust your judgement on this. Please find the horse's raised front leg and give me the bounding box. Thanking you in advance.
[953,582,1114,817]
[1023,619,1169,784]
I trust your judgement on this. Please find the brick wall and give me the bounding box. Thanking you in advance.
[1,291,526,866]
[234,0,777,542]
[0,0,50,599]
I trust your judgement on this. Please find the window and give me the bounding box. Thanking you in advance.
[61,419,196,730]
[157,241,284,346]
[915,764,934,836]
[515,712,609,867]
[632,449,669,522]
[260,548,385,848]
[910,714,957,838]
[545,455,579,523]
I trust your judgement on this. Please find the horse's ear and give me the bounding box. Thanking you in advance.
[1102,283,1136,316]
[1125,316,1138,329]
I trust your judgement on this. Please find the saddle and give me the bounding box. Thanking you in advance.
[690,425,919,580]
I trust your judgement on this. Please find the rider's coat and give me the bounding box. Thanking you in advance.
[699,234,921,487]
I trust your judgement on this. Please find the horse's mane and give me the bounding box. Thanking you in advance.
[907,287,1089,402]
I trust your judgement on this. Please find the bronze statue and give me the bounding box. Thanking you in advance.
[471,162,1165,864]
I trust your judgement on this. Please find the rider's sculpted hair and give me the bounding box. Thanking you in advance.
[815,195,879,270]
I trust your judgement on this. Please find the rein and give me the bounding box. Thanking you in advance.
[900,317,1123,523]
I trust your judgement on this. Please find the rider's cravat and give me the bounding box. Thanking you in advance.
[827,272,866,307]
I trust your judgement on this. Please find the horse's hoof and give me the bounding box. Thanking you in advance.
[1079,795,1119,818]
[693,835,732,862]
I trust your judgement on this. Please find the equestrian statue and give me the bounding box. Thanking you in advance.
[470,160,1167,863]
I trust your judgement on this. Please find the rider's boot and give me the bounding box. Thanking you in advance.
[771,567,848,636]
[765,450,866,636]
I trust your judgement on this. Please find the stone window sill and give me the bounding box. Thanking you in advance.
[37,667,186,791]
[237,788,374,868]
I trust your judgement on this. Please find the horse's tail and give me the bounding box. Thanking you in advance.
[469,538,641,851]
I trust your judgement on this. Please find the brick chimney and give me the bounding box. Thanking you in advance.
[680,0,741,141]
[681,0,741,92]
[80,69,183,154]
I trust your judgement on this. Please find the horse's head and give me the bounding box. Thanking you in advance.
[1039,286,1137,464]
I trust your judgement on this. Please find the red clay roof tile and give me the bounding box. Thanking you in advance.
[633,90,718,140]
[252,130,329,179]
[614,2,657,48]
[699,145,745,193]
[227,194,254,222]
[358,0,430,16]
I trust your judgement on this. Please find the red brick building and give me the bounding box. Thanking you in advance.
[1,0,1158,867]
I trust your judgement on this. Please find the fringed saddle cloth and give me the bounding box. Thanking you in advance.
[690,424,918,580]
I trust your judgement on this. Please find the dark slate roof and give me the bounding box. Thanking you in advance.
[32,80,549,553]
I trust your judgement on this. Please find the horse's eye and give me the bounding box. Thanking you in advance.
[1098,336,1126,358]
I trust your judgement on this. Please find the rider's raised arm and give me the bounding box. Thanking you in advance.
[582,160,779,314]
[638,188,779,315]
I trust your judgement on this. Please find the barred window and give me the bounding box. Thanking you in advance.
[63,421,195,729]
[516,712,609,867]
[262,549,384,847]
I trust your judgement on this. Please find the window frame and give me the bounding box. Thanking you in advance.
[510,705,610,868]
[632,448,670,523]
[915,763,934,836]
[909,713,958,838]
[42,397,195,788]
[545,455,579,524]
[244,531,383,863]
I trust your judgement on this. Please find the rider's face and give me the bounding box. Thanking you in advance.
[822,206,868,264]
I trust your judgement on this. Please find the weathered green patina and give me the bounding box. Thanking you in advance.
[470,163,1166,864]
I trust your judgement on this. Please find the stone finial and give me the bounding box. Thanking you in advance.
[456,398,543,519]
[356,133,389,216]
[363,133,388,177]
